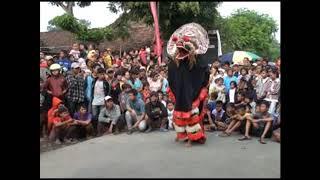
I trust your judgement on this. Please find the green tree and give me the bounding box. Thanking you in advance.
[107,2,221,39]
[216,8,279,59]
[49,2,91,16]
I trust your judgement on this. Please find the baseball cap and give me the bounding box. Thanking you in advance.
[104,96,113,102]
[71,62,80,69]
[45,56,53,60]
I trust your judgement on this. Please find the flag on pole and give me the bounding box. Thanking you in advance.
[150,1,162,65]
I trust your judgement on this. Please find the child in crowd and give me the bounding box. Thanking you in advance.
[212,78,226,103]
[69,43,80,60]
[40,78,51,138]
[157,90,167,107]
[238,101,273,144]
[207,92,218,112]
[142,82,151,103]
[166,101,175,130]
[235,92,246,107]
[207,100,227,131]
[219,105,248,137]
[49,106,77,144]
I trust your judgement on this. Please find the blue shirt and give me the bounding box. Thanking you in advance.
[128,78,143,99]
[161,78,169,93]
[85,75,94,101]
[73,112,92,121]
[127,98,145,116]
[57,58,72,71]
[224,76,237,92]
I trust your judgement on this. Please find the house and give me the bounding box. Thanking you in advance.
[40,21,154,55]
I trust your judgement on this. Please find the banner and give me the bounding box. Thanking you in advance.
[150,1,162,65]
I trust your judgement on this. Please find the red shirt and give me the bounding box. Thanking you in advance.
[53,115,72,125]
[44,75,68,99]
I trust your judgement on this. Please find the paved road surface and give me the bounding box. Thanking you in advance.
[40,131,280,178]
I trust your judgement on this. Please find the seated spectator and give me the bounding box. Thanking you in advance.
[167,101,175,130]
[47,97,66,135]
[98,96,121,135]
[72,104,94,139]
[206,100,223,131]
[40,78,51,138]
[235,92,246,107]
[220,105,248,137]
[244,93,256,114]
[49,106,76,144]
[238,101,273,144]
[207,92,218,112]
[125,89,146,134]
[144,91,169,133]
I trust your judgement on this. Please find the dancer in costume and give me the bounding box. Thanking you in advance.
[166,23,210,147]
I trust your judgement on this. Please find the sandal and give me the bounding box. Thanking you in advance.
[219,132,230,137]
[259,138,267,144]
[238,136,251,141]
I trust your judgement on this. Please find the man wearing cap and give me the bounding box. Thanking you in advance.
[98,96,121,135]
[44,64,68,100]
[65,62,85,116]
[144,91,168,133]
[103,48,113,69]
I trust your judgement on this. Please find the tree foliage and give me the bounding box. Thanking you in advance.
[49,2,91,16]
[48,13,113,43]
[216,8,280,60]
[107,2,221,40]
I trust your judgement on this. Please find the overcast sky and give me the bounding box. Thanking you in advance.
[40,1,280,42]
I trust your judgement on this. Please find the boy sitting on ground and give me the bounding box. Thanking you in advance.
[238,101,273,144]
[49,106,77,144]
[166,101,175,130]
[206,100,227,131]
[72,104,94,139]
[219,105,248,137]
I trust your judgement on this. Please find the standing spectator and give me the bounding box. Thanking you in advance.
[110,70,123,105]
[44,64,68,100]
[91,67,110,135]
[65,62,85,116]
[148,72,162,92]
[243,57,251,66]
[139,47,147,66]
[237,67,250,83]
[224,68,237,92]
[160,69,169,94]
[142,82,151,103]
[40,56,51,81]
[265,69,280,114]
[125,89,146,134]
[262,58,268,67]
[127,69,143,100]
[79,43,87,59]
[144,91,169,133]
[139,67,148,84]
[84,64,100,113]
[232,63,240,78]
[57,50,72,71]
[40,52,45,59]
[88,44,96,52]
[208,66,222,94]
[72,104,94,139]
[103,48,113,69]
[256,69,270,100]
[69,43,81,60]
[226,81,238,103]
[119,84,132,113]
[98,96,121,135]
[212,78,226,104]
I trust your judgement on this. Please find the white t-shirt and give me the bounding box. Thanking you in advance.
[229,88,236,103]
[92,80,105,106]
[69,49,80,59]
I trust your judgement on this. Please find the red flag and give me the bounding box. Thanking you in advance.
[150,2,162,65]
